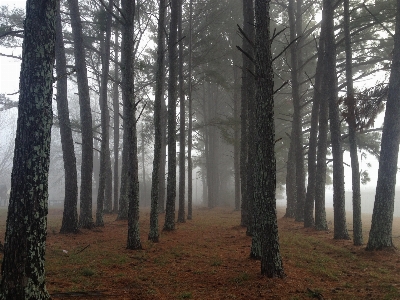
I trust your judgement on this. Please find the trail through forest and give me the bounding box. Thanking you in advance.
[1,207,400,299]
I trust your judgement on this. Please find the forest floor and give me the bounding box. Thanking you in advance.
[1,206,400,299]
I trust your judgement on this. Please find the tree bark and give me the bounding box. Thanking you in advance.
[56,0,79,234]
[96,0,113,227]
[121,0,142,250]
[253,0,285,278]
[0,0,56,297]
[177,0,186,223]
[149,0,167,242]
[67,0,94,229]
[164,0,179,231]
[366,0,400,251]
[324,0,350,240]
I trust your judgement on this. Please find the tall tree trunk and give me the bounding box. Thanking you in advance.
[314,4,329,232]
[0,0,56,296]
[366,0,400,251]
[67,0,94,229]
[187,0,194,220]
[244,0,256,236]
[121,0,142,250]
[240,0,252,227]
[233,60,241,212]
[288,0,306,222]
[141,125,147,206]
[324,0,350,240]
[177,0,186,223]
[344,0,363,245]
[113,2,120,214]
[304,14,326,228]
[164,0,179,231]
[253,0,285,278]
[96,0,113,227]
[149,0,167,242]
[158,99,167,213]
[56,0,79,234]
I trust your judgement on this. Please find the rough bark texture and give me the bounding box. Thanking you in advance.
[177,0,186,223]
[158,99,167,213]
[366,0,400,251]
[96,0,113,227]
[0,0,56,297]
[67,0,94,229]
[252,0,285,278]
[344,0,363,246]
[164,0,179,231]
[121,0,142,250]
[56,0,79,235]
[149,0,166,243]
[187,0,194,220]
[284,136,296,218]
[324,0,350,240]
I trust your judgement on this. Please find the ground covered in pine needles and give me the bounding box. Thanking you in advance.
[1,206,400,299]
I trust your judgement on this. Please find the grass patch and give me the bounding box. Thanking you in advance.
[81,268,95,277]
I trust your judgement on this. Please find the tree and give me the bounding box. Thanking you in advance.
[324,0,350,240]
[177,0,186,223]
[67,0,94,229]
[343,0,363,245]
[164,0,180,231]
[240,0,254,227]
[0,0,56,297]
[149,0,167,243]
[56,0,79,234]
[252,0,285,278]
[366,0,400,251]
[113,4,120,214]
[96,0,114,227]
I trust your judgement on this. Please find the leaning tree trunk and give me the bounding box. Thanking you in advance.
[324,0,350,240]
[344,0,363,246]
[366,0,400,251]
[67,0,94,229]
[164,0,179,231]
[0,0,56,297]
[149,0,167,243]
[96,0,113,227]
[56,0,79,234]
[253,0,285,278]
[177,0,186,223]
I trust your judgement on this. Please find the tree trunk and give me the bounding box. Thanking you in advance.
[314,3,329,232]
[141,125,147,206]
[324,0,350,240]
[164,0,179,231]
[113,3,120,214]
[0,0,56,297]
[366,0,400,251]
[121,0,142,250]
[187,0,194,220]
[177,0,186,223]
[158,99,167,213]
[253,0,285,278]
[67,0,94,229]
[344,0,363,246]
[96,0,113,227]
[56,1,79,235]
[149,0,167,242]
[304,15,325,228]
[288,0,306,223]
[284,133,296,218]
[233,58,241,212]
